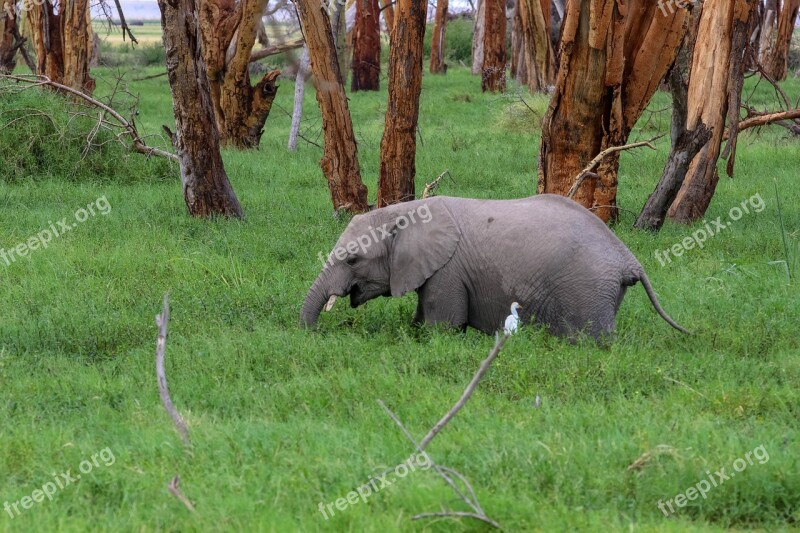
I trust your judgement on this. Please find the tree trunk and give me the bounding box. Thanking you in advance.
[288,46,310,152]
[295,0,369,213]
[472,0,485,74]
[667,0,757,223]
[28,1,94,94]
[430,0,449,74]
[351,0,381,91]
[511,0,524,81]
[156,0,244,218]
[537,1,687,223]
[1,0,18,73]
[199,0,281,148]
[760,0,800,81]
[519,0,554,92]
[380,0,395,33]
[481,0,506,92]
[330,0,347,77]
[377,0,428,207]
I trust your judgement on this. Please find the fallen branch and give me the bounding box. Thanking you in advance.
[0,73,178,162]
[167,475,196,512]
[567,136,661,199]
[155,294,191,447]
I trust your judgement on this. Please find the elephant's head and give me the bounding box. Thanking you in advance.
[300,199,460,328]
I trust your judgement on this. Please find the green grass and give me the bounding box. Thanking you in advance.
[0,64,799,532]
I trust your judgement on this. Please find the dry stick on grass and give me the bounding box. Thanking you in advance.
[375,333,511,529]
[421,170,452,199]
[155,294,191,447]
[0,74,178,162]
[167,476,196,513]
[567,136,662,199]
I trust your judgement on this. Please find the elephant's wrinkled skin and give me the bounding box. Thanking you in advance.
[301,195,689,340]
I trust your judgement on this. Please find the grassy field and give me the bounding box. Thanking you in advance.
[0,58,799,532]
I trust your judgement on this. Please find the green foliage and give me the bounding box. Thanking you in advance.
[0,66,798,531]
[98,42,166,68]
[423,18,476,65]
[0,85,174,184]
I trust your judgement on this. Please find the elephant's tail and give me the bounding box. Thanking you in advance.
[636,271,692,335]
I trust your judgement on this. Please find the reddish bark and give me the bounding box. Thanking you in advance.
[378,0,428,206]
[430,0,449,74]
[351,0,381,91]
[481,0,506,92]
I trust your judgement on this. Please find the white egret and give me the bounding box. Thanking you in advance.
[504,302,522,335]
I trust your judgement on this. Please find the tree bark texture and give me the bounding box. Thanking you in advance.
[1,0,17,73]
[199,0,281,148]
[295,0,369,213]
[537,0,687,223]
[157,0,244,218]
[351,0,381,91]
[288,46,310,152]
[519,0,554,92]
[472,0,485,74]
[481,0,506,92]
[430,0,449,74]
[380,0,395,33]
[667,0,757,223]
[28,1,95,94]
[760,0,800,80]
[377,0,428,207]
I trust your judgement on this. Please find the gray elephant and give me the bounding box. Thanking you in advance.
[301,195,689,340]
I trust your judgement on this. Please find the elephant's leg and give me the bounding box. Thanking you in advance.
[414,274,469,330]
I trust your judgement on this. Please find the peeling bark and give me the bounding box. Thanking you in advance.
[295,0,369,213]
[481,0,506,92]
[519,0,554,92]
[351,0,380,91]
[157,0,244,218]
[28,1,94,94]
[199,0,281,148]
[378,0,428,206]
[760,0,800,80]
[667,0,757,223]
[430,0,448,74]
[538,1,687,223]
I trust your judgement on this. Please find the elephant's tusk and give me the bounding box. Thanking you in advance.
[324,295,337,311]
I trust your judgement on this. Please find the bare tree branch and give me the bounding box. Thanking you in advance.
[567,136,662,199]
[167,476,196,512]
[155,294,191,447]
[0,73,178,162]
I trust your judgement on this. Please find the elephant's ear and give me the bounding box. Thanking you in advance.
[390,200,460,297]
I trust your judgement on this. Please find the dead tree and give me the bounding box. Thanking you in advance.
[430,0,448,74]
[471,0,485,74]
[157,0,244,218]
[377,0,428,206]
[481,0,506,92]
[199,0,281,148]
[28,0,95,94]
[295,0,369,213]
[351,0,381,91]
[666,0,758,223]
[537,1,687,223]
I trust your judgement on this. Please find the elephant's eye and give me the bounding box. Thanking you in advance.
[345,255,358,266]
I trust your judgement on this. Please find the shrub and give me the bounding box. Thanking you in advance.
[0,87,174,184]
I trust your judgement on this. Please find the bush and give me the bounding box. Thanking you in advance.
[424,18,475,65]
[98,42,165,68]
[0,87,174,184]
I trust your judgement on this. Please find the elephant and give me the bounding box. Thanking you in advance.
[300,195,689,341]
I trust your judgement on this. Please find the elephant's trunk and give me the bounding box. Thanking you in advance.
[300,266,350,328]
